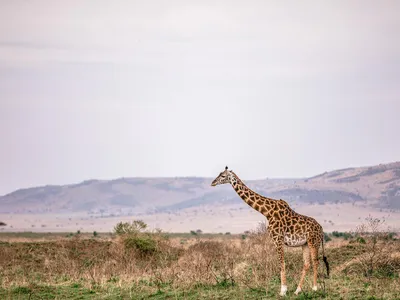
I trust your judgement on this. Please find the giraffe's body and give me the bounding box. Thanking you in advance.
[211,167,329,296]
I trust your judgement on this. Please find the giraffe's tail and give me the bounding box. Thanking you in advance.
[322,236,330,278]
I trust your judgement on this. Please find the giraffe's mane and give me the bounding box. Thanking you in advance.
[230,171,257,194]
[230,171,245,185]
[230,170,278,202]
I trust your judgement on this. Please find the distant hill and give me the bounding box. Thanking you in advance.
[1,161,399,216]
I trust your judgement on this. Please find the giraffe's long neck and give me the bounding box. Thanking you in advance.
[229,172,278,219]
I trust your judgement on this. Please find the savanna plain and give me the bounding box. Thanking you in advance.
[0,218,399,300]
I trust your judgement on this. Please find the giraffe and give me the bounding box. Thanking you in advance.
[211,166,329,296]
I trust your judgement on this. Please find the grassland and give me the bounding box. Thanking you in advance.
[0,222,399,300]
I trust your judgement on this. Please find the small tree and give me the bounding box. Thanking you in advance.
[352,216,397,280]
[114,220,147,235]
[113,220,162,257]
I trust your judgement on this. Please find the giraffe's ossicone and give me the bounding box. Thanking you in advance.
[211,166,330,296]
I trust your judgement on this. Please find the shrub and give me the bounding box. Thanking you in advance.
[332,231,353,240]
[124,235,157,255]
[385,232,397,241]
[351,216,399,279]
[113,220,175,260]
[356,237,366,244]
[114,220,147,235]
[324,232,332,242]
[343,232,353,240]
[241,221,281,287]
[183,240,240,286]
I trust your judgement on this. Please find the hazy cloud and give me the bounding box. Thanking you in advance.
[0,1,399,194]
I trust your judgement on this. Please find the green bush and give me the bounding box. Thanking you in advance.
[384,232,397,241]
[124,235,157,254]
[356,237,366,244]
[343,232,353,240]
[114,220,147,235]
[324,232,332,242]
[113,220,169,258]
[331,231,353,240]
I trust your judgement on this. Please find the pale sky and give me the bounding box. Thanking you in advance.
[0,1,399,195]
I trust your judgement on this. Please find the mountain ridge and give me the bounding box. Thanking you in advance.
[1,161,399,215]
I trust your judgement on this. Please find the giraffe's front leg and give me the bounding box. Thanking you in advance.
[274,242,287,296]
[310,244,319,291]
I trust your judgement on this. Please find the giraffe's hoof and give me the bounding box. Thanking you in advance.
[279,285,287,296]
[312,286,318,291]
[294,287,301,295]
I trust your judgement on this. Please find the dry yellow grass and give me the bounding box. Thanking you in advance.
[0,226,399,299]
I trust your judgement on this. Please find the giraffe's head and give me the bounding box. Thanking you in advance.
[211,166,232,186]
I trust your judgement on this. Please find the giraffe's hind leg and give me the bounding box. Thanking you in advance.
[295,245,311,295]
